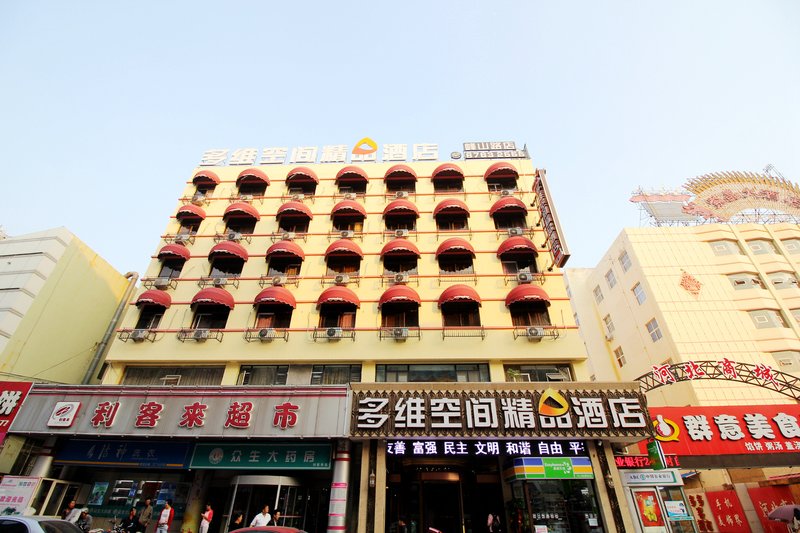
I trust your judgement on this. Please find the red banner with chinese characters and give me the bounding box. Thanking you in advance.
[705,490,751,533]
[0,381,33,444]
[646,405,800,455]
[747,486,795,533]
[613,454,681,469]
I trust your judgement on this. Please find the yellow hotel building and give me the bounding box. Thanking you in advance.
[9,152,652,533]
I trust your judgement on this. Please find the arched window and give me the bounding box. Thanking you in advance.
[335,166,369,195]
[236,168,269,198]
[156,244,189,279]
[265,240,304,278]
[325,240,363,278]
[316,287,360,337]
[384,200,419,232]
[438,285,482,327]
[276,201,313,234]
[489,197,528,230]
[384,165,417,194]
[331,200,366,233]
[190,288,234,330]
[497,236,539,276]
[505,285,551,326]
[381,239,420,277]
[484,162,519,192]
[223,202,260,236]
[379,286,421,328]
[207,242,248,286]
[191,170,219,201]
[133,290,170,330]
[175,204,205,239]
[432,164,464,193]
[286,167,318,196]
[436,238,475,275]
[252,287,295,330]
[433,199,470,231]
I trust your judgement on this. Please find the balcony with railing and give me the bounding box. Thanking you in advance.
[177,328,224,342]
[312,327,356,341]
[243,327,290,342]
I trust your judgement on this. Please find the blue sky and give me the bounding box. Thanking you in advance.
[1,1,798,274]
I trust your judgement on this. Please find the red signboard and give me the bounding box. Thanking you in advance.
[705,490,751,533]
[647,405,800,456]
[747,486,794,533]
[0,381,33,444]
[614,454,681,469]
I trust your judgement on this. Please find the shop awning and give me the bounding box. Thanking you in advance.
[385,164,417,181]
[433,198,470,217]
[431,163,464,180]
[157,244,191,261]
[254,287,296,308]
[224,202,261,221]
[335,166,369,183]
[325,239,364,258]
[317,286,360,308]
[484,162,518,180]
[380,239,420,257]
[192,170,220,185]
[176,204,206,220]
[265,240,305,260]
[286,166,319,184]
[497,236,537,257]
[276,201,313,219]
[489,197,527,217]
[378,285,421,308]
[505,285,551,307]
[191,287,235,309]
[136,290,172,308]
[236,168,270,186]
[383,199,419,217]
[209,241,249,261]
[331,200,367,217]
[436,237,475,257]
[438,285,481,307]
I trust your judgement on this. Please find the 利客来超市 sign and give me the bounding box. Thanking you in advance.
[351,383,651,441]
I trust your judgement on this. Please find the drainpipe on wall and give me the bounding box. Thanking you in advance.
[81,271,138,384]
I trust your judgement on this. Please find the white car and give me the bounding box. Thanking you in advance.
[0,516,83,533]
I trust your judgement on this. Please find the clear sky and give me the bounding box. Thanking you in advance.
[1,1,798,274]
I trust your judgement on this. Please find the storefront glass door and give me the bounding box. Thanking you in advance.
[524,479,604,533]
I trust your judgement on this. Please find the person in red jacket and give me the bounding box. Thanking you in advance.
[156,500,174,533]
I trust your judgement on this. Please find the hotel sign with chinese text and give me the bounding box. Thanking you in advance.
[351,383,651,442]
[9,385,349,439]
[533,169,571,268]
[462,141,529,160]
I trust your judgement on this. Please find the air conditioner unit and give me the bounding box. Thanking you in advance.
[392,327,409,340]
[395,191,409,199]
[291,193,305,201]
[334,274,350,285]
[226,232,242,241]
[393,273,410,284]
[130,329,149,342]
[212,277,228,287]
[508,227,524,237]
[500,189,515,197]
[258,328,275,341]
[191,193,205,205]
[281,232,296,241]
[343,193,357,200]
[326,327,343,339]
[193,329,210,341]
[340,230,355,239]
[394,229,409,238]
[239,194,253,201]
[605,333,615,342]
[153,277,171,289]
[272,275,287,286]
[526,326,545,339]
[516,272,533,284]
[174,234,190,243]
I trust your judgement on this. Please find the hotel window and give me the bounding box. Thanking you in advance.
[135,306,164,330]
[781,239,800,254]
[747,239,777,255]
[509,301,551,327]
[646,318,662,341]
[603,315,615,336]
[254,307,292,329]
[767,271,799,289]
[432,165,465,193]
[748,309,788,329]
[384,166,416,194]
[377,364,489,383]
[225,216,257,236]
[177,218,201,237]
[192,305,230,329]
[709,240,742,256]
[209,256,244,279]
[277,215,310,234]
[485,165,519,192]
[593,285,604,304]
[236,171,268,197]
[614,347,626,367]
[605,269,617,289]
[326,255,361,277]
[335,167,368,195]
[319,304,357,329]
[504,364,572,382]
[490,198,528,230]
[331,206,365,233]
[438,253,474,276]
[632,283,646,305]
[310,365,361,385]
[383,253,418,276]
[285,168,318,196]
[436,212,469,231]
[441,301,482,327]
[238,365,288,385]
[728,273,763,290]
[122,366,225,386]
[619,250,632,272]
[268,256,301,277]
[158,257,185,279]
[381,301,420,328]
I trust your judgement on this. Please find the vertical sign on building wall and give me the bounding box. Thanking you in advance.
[533,169,571,268]
[0,381,33,444]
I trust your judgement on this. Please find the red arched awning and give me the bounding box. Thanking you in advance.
[489,197,527,217]
[384,164,417,181]
[158,244,191,261]
[497,236,537,257]
[209,241,249,261]
[438,285,481,307]
[380,239,421,258]
[276,201,313,219]
[236,168,270,187]
[224,202,261,221]
[484,162,519,180]
[433,198,470,217]
[136,290,172,308]
[317,286,360,308]
[436,238,475,257]
[431,163,464,180]
[378,285,421,308]
[254,287,296,308]
[383,199,419,217]
[191,287,235,309]
[286,167,319,184]
[193,170,220,185]
[265,240,305,260]
[325,239,364,258]
[505,285,551,307]
[176,204,206,220]
[331,200,367,217]
[335,166,369,183]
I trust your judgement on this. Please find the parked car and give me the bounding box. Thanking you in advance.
[0,516,83,533]
[231,527,307,533]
